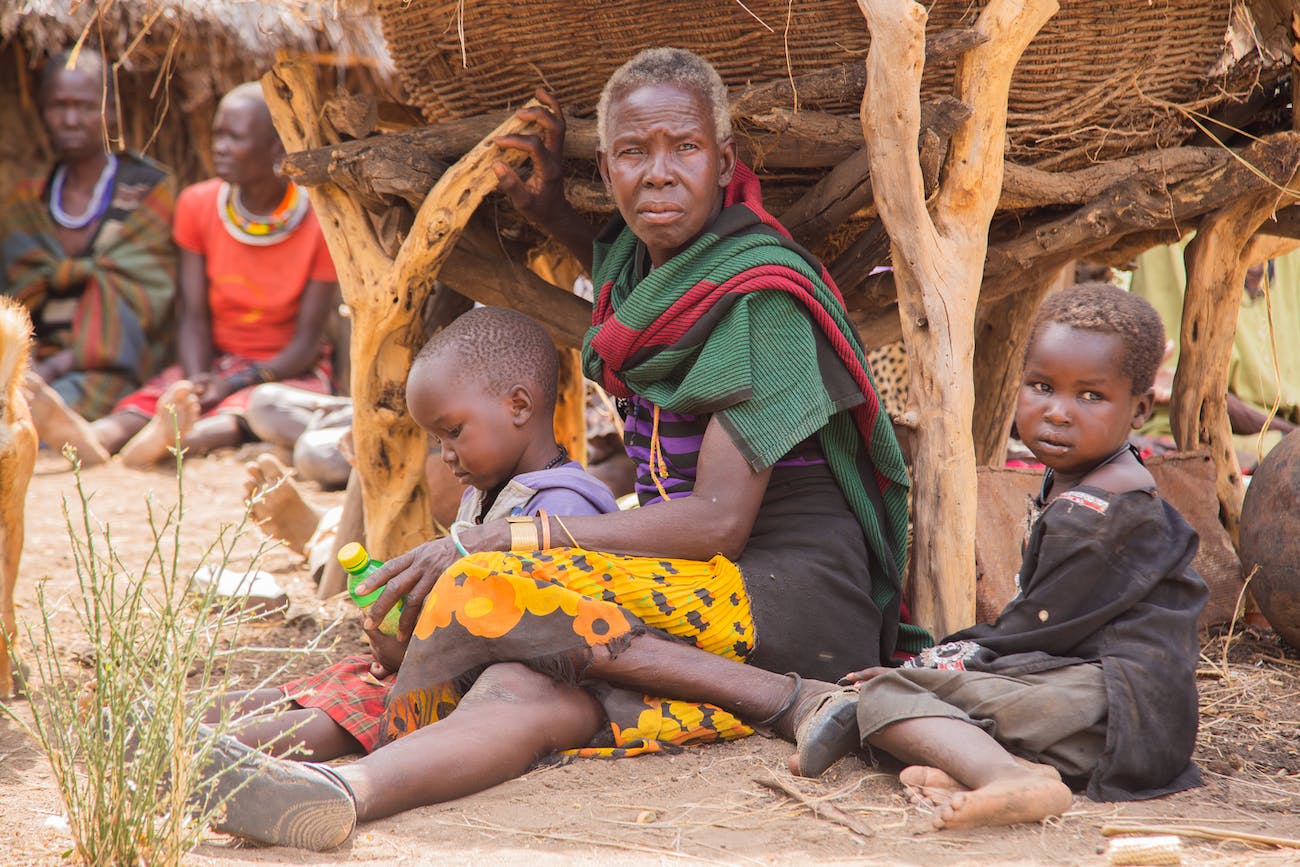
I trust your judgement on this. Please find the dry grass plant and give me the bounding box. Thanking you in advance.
[1,444,340,866]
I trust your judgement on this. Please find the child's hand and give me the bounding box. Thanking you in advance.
[837,666,891,685]
[365,624,408,675]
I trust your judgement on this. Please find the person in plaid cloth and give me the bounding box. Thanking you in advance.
[201,306,618,757]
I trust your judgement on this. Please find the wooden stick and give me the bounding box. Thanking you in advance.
[1102,823,1300,849]
[755,776,875,838]
[1172,168,1299,541]
[383,99,546,330]
[729,28,987,115]
[857,0,1057,638]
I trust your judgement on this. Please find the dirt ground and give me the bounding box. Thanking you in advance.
[2,450,1300,866]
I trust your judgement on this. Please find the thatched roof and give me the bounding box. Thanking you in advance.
[1,0,391,89]
[0,0,396,191]
[375,0,1291,170]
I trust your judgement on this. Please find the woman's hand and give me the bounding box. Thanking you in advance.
[494,89,568,225]
[355,537,463,640]
[493,88,596,273]
[33,350,74,383]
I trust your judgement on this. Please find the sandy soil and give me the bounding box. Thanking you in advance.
[2,450,1299,866]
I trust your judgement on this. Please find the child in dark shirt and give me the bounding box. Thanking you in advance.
[793,283,1208,830]
[203,307,617,759]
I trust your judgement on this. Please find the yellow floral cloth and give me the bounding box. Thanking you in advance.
[381,548,756,757]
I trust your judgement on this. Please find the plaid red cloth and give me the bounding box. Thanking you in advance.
[281,654,391,753]
[113,353,331,417]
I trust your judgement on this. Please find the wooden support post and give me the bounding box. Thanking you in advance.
[856,0,1056,638]
[971,264,1070,465]
[1171,177,1299,543]
[555,353,587,466]
[779,96,972,249]
[263,59,422,558]
[264,58,552,558]
[349,99,547,559]
[523,248,591,465]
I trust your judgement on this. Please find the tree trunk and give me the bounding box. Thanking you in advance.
[857,0,1056,639]
[523,248,591,465]
[1171,177,1299,543]
[971,264,1070,465]
[262,60,426,559]
[264,60,556,558]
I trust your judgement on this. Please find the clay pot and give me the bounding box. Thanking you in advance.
[1239,430,1300,650]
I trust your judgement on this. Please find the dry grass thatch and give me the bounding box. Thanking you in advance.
[375,0,1292,170]
[1,0,391,75]
[0,0,400,195]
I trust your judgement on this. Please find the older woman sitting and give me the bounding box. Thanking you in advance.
[192,48,921,850]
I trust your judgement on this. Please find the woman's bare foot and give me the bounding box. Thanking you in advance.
[23,371,110,466]
[901,759,1060,807]
[119,380,201,468]
[244,453,322,554]
[931,769,1072,830]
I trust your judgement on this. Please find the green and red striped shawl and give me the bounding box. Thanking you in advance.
[582,163,930,656]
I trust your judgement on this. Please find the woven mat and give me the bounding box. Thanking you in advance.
[376,0,1232,168]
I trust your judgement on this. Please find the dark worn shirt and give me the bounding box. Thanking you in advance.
[924,486,1207,801]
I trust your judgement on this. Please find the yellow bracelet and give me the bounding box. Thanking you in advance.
[506,514,539,552]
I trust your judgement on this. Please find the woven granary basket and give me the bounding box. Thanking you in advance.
[377,0,1232,168]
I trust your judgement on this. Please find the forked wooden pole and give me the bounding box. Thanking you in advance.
[856,0,1056,638]
[263,58,549,559]
[1172,176,1299,543]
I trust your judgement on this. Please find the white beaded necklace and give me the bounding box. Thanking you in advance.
[49,154,118,230]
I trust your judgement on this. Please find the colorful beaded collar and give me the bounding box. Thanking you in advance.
[216,180,309,246]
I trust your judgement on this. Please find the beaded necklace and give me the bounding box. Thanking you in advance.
[542,445,569,470]
[216,180,309,246]
[49,154,118,230]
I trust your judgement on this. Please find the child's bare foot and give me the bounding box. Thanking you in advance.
[244,453,322,554]
[119,380,201,468]
[901,759,1060,807]
[23,371,110,466]
[900,765,968,806]
[931,768,1072,830]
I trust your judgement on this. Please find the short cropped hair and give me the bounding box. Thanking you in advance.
[220,81,277,141]
[596,47,731,151]
[412,307,559,411]
[40,48,115,109]
[1027,282,1166,394]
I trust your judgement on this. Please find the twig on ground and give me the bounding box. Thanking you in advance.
[755,775,876,838]
[1102,823,1300,849]
[1219,566,1259,675]
[438,813,735,864]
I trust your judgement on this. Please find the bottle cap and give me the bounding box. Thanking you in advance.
[338,541,369,572]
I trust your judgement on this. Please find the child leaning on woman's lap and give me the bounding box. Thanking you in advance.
[793,282,1208,831]
[201,307,619,759]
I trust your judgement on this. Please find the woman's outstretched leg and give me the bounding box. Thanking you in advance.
[584,634,835,741]
[194,663,603,849]
[337,662,603,821]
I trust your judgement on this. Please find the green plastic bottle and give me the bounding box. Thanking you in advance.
[339,542,403,636]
